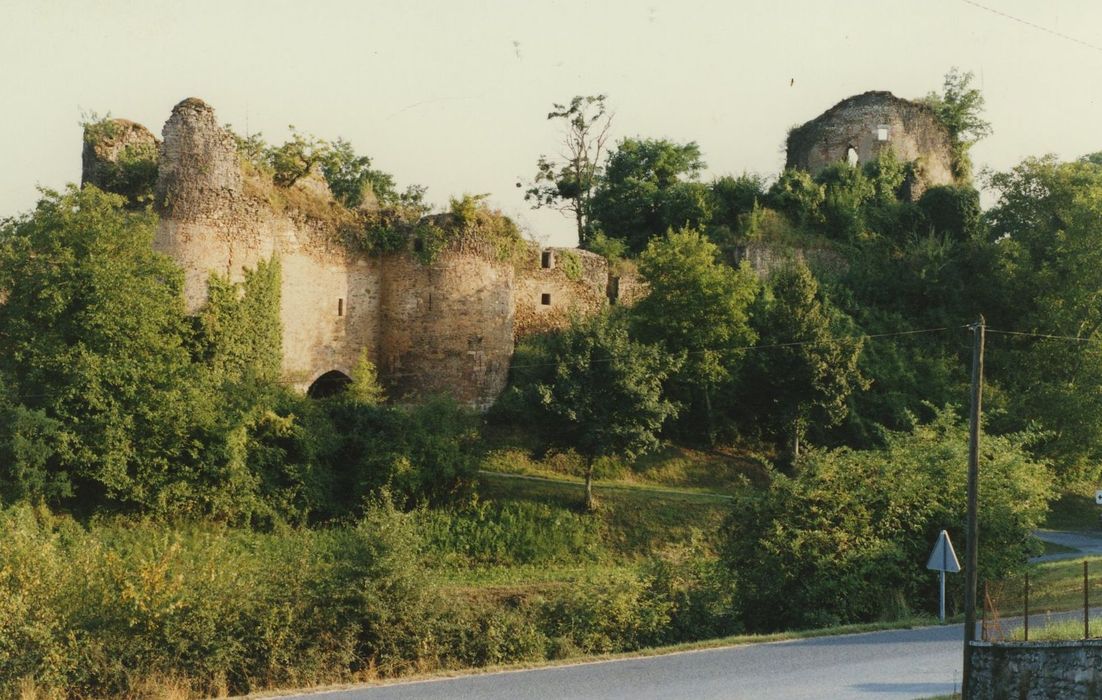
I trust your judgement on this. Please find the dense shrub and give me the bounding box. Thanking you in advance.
[0,499,425,697]
[722,409,1052,632]
[0,501,735,697]
[322,395,479,512]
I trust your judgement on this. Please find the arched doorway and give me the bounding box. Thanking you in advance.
[307,370,352,399]
[846,145,859,167]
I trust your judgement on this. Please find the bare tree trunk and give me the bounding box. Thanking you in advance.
[575,205,586,248]
[584,458,596,512]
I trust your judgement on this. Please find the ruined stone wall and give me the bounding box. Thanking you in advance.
[786,91,954,199]
[81,119,160,193]
[379,247,514,409]
[613,267,647,307]
[514,246,610,338]
[733,241,848,280]
[152,98,383,392]
[95,97,639,408]
[969,640,1102,699]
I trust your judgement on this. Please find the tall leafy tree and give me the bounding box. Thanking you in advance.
[526,95,612,247]
[0,186,216,510]
[748,261,866,461]
[984,155,1102,483]
[921,68,993,181]
[632,228,758,444]
[535,314,678,510]
[591,137,712,252]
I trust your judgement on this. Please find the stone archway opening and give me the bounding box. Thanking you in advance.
[307,370,352,399]
[846,145,859,167]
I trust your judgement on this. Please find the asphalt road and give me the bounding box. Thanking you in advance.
[280,624,969,700]
[1033,528,1102,562]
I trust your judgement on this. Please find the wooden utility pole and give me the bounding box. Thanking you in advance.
[962,316,985,697]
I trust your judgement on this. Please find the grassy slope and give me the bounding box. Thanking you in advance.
[1044,491,1100,531]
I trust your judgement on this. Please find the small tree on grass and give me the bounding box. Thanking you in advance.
[535,314,678,511]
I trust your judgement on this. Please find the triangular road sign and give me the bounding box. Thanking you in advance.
[926,529,961,573]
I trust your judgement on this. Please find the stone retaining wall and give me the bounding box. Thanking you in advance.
[969,640,1102,699]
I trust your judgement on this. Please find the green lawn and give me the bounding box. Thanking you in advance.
[476,470,733,556]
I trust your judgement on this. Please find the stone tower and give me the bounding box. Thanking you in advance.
[785,91,955,199]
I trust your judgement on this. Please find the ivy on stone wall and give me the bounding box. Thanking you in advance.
[559,250,583,281]
[195,258,283,384]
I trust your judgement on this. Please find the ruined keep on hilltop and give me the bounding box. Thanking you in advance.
[785,91,955,199]
[83,98,637,409]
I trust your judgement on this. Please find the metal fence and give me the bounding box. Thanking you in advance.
[982,560,1101,642]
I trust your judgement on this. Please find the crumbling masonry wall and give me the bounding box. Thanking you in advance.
[786,91,955,200]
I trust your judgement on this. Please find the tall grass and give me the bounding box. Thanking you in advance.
[0,500,736,698]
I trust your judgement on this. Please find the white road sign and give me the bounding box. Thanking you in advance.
[926,529,961,573]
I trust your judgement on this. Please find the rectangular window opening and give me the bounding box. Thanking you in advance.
[413,238,424,253]
[876,125,890,141]
[338,298,344,317]
[540,293,551,306]
[541,250,554,269]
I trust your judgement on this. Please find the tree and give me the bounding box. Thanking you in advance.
[0,186,214,510]
[526,95,613,247]
[748,261,866,461]
[321,138,398,208]
[921,68,993,181]
[535,314,678,510]
[590,138,711,252]
[631,228,758,444]
[266,127,331,187]
[722,409,1051,631]
[983,155,1102,483]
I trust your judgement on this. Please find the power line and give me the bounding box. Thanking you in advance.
[960,0,1102,54]
[986,328,1095,343]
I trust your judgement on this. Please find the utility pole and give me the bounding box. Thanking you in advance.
[962,315,985,698]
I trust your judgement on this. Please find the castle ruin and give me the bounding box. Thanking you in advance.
[785,91,955,199]
[81,90,953,407]
[84,98,627,409]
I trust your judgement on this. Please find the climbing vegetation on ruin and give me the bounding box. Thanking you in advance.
[195,257,283,385]
[81,112,158,207]
[558,249,583,281]
[921,68,993,181]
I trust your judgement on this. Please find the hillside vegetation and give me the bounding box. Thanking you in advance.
[1,72,1099,697]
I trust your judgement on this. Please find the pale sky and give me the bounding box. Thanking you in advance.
[2,0,1102,246]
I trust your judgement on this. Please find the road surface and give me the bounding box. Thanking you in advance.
[279,623,969,700]
[1033,528,1102,562]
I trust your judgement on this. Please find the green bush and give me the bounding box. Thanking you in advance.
[323,396,479,512]
[0,498,432,697]
[722,408,1052,632]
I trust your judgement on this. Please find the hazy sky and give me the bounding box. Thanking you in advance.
[3,0,1102,246]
